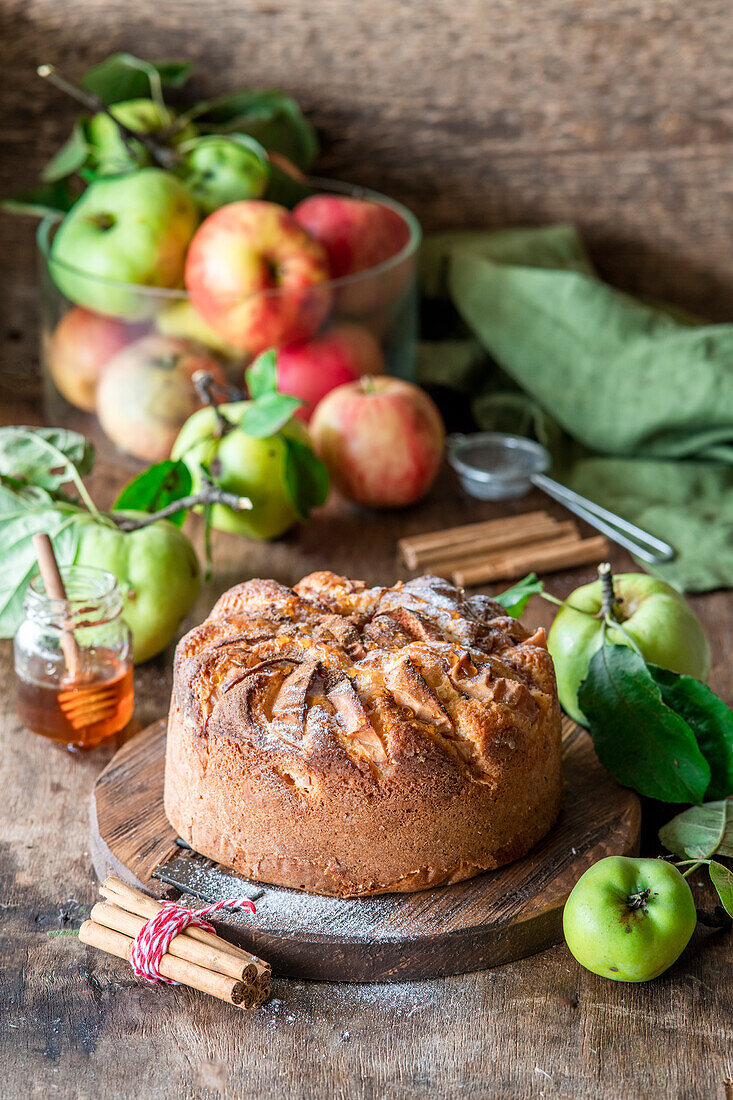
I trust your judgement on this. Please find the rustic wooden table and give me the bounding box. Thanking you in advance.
[1,390,731,1099]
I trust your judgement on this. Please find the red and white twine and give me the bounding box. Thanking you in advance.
[129,897,257,984]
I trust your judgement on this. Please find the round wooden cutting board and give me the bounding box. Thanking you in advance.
[90,716,640,982]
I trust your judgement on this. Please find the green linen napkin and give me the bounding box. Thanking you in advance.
[419,226,733,592]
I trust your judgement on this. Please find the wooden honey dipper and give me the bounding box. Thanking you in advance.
[32,533,122,731]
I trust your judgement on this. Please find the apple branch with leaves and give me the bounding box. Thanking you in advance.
[495,565,733,919]
[0,425,255,633]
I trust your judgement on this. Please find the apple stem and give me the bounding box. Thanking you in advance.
[111,480,252,531]
[626,887,652,912]
[36,63,180,171]
[192,370,240,438]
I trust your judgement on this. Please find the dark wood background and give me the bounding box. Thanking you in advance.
[4,0,733,386]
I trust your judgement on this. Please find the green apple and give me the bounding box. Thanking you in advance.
[179,135,270,214]
[156,300,244,362]
[87,98,197,175]
[547,573,711,725]
[75,513,200,664]
[563,856,697,982]
[49,169,199,319]
[171,401,306,539]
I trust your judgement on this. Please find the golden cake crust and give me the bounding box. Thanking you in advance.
[164,572,563,897]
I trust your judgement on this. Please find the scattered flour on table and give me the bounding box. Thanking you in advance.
[178,863,410,939]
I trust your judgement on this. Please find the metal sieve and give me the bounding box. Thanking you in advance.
[446,432,675,565]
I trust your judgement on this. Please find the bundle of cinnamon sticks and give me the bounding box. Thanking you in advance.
[79,875,271,1010]
[398,510,608,587]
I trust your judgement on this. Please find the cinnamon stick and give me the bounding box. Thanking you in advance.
[100,875,270,980]
[78,920,265,1009]
[90,902,259,983]
[409,520,578,570]
[452,535,609,586]
[398,510,555,565]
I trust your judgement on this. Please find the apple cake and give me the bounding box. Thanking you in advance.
[164,571,563,897]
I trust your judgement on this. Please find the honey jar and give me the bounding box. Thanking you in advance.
[14,566,134,751]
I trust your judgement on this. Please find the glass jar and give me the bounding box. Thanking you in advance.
[14,566,134,751]
[38,178,421,468]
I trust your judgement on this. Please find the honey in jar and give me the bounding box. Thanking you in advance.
[14,566,134,751]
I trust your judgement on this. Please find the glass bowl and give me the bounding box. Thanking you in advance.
[38,179,421,466]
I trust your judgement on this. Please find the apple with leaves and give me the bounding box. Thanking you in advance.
[49,169,199,319]
[87,98,197,176]
[171,351,328,538]
[184,200,332,354]
[548,573,711,727]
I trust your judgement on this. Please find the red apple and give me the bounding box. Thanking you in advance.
[293,195,413,314]
[184,200,332,354]
[309,377,445,508]
[96,334,227,463]
[47,307,140,412]
[276,323,385,422]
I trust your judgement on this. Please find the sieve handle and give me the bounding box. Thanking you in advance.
[531,473,675,564]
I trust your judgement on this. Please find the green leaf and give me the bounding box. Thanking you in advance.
[1,180,75,218]
[245,349,278,399]
[282,436,329,521]
[81,54,192,104]
[659,800,729,859]
[0,487,84,638]
[0,427,94,493]
[648,667,733,800]
[148,61,193,89]
[494,573,544,617]
[240,394,302,438]
[265,160,313,208]
[194,90,318,170]
[42,121,90,183]
[113,459,192,527]
[578,644,711,803]
[709,860,733,918]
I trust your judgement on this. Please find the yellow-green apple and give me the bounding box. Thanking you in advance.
[548,573,712,726]
[309,377,444,508]
[96,334,226,463]
[49,169,199,319]
[563,856,696,982]
[179,135,270,214]
[276,323,385,422]
[293,195,414,315]
[75,513,201,664]
[47,307,141,412]
[172,402,308,538]
[87,98,197,175]
[156,299,244,362]
[184,200,332,354]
